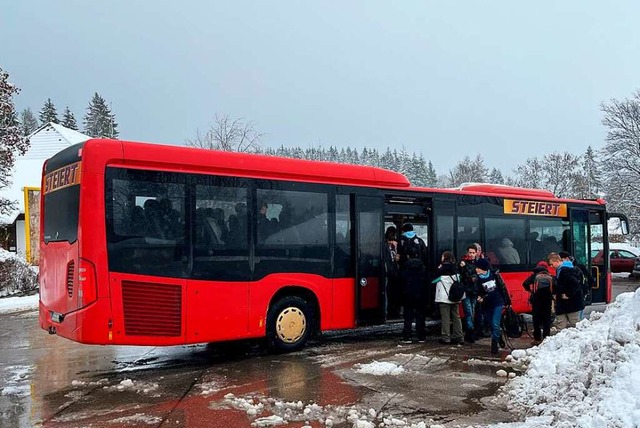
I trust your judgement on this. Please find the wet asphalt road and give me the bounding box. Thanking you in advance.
[1,278,637,428]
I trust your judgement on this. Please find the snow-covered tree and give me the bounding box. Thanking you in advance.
[61,106,78,130]
[186,113,260,153]
[601,90,640,236]
[20,108,38,136]
[0,67,30,217]
[39,98,58,124]
[83,93,119,138]
[425,161,438,187]
[573,146,602,199]
[488,168,505,184]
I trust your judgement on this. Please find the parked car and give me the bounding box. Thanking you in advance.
[633,258,640,279]
[591,249,640,275]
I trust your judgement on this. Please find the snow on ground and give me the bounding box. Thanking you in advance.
[492,289,640,427]
[3,290,640,426]
[354,361,405,376]
[0,293,38,314]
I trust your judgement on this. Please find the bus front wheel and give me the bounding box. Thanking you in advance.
[267,296,314,352]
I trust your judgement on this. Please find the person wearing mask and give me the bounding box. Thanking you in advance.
[434,251,464,345]
[549,253,584,329]
[475,258,511,355]
[459,245,479,343]
[399,246,427,343]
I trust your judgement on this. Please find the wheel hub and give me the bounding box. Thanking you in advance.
[276,307,306,343]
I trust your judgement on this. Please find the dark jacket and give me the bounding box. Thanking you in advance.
[522,267,555,305]
[398,233,428,267]
[459,257,477,296]
[436,262,458,278]
[400,258,427,302]
[555,263,585,315]
[476,269,511,308]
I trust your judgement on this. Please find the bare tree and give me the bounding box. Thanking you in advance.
[447,154,488,187]
[543,152,582,198]
[601,90,640,236]
[186,114,263,153]
[513,157,545,189]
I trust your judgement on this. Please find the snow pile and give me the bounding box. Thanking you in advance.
[502,289,640,427]
[221,393,431,427]
[354,361,405,376]
[109,413,163,425]
[0,293,38,314]
[0,247,38,297]
[103,378,159,395]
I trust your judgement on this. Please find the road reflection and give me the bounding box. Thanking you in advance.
[25,338,361,427]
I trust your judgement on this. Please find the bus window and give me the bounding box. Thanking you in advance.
[335,195,353,277]
[106,168,187,277]
[192,177,250,281]
[436,215,454,257]
[457,216,480,259]
[528,218,569,263]
[255,188,330,278]
[485,217,526,266]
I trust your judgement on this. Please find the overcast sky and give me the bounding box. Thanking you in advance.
[2,1,639,174]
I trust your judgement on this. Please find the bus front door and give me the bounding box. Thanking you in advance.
[355,195,386,325]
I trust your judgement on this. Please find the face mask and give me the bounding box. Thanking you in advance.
[479,271,490,279]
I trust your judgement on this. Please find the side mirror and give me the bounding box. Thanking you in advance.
[608,213,630,235]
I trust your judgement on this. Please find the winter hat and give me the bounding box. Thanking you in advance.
[475,258,491,271]
[536,260,550,271]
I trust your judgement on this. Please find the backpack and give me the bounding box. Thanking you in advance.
[502,307,523,338]
[446,275,465,303]
[574,264,592,294]
[531,271,554,294]
[401,236,425,263]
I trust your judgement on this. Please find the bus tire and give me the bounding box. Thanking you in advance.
[267,295,314,352]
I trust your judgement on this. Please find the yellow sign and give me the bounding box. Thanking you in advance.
[43,162,81,195]
[504,199,567,217]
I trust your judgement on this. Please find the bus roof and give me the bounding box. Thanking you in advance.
[80,139,605,206]
[82,139,412,188]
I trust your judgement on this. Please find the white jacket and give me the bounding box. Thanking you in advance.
[434,274,464,304]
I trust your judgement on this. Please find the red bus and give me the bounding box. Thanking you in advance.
[39,139,627,351]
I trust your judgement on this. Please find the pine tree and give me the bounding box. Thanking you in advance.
[488,168,505,184]
[581,146,602,198]
[1,67,30,216]
[61,106,78,130]
[39,98,58,124]
[425,161,438,187]
[83,92,119,138]
[20,108,39,136]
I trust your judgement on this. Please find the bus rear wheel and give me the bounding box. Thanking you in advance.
[267,296,314,352]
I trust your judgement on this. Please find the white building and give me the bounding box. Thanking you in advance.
[0,123,89,258]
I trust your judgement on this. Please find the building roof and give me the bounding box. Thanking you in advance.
[0,123,90,224]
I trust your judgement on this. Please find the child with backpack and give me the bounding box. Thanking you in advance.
[522,260,556,344]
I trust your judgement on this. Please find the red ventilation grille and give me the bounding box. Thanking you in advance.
[122,281,182,337]
[66,261,74,297]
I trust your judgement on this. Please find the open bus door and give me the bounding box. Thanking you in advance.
[355,195,386,326]
[570,208,594,305]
